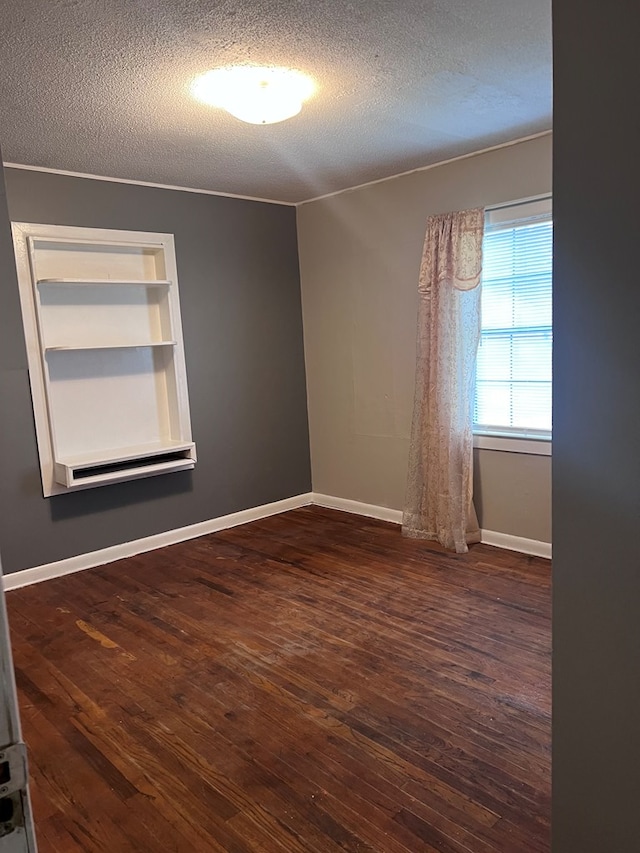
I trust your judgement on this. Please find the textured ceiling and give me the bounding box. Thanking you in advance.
[0,0,551,203]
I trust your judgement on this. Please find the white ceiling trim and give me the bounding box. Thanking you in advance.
[3,129,552,207]
[296,130,553,206]
[1,162,296,207]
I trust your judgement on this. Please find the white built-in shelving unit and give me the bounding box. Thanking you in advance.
[12,223,196,496]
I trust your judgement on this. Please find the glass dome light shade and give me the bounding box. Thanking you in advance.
[191,66,315,125]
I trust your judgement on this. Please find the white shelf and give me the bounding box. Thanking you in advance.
[58,439,195,469]
[59,457,195,489]
[12,222,196,496]
[45,341,177,352]
[54,440,196,489]
[38,278,172,287]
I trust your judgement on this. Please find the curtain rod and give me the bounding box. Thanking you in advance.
[485,193,552,212]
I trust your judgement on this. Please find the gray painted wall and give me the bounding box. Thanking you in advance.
[297,135,552,543]
[553,0,640,847]
[0,167,311,574]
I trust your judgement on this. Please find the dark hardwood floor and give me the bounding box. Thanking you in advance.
[5,507,551,852]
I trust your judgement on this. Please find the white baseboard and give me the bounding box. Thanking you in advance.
[2,489,551,591]
[2,493,313,591]
[311,493,404,524]
[479,529,551,559]
[312,492,551,559]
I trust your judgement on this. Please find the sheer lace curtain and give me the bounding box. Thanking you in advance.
[403,208,484,553]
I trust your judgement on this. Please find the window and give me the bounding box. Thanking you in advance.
[474,198,552,446]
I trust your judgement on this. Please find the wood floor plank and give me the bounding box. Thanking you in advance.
[6,507,550,851]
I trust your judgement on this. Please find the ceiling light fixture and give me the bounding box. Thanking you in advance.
[191,66,315,125]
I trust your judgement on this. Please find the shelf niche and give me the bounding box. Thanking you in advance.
[12,223,196,496]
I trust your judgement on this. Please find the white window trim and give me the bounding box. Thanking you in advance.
[485,195,552,226]
[473,432,551,456]
[473,194,553,455]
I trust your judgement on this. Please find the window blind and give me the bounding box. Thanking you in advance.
[474,200,553,436]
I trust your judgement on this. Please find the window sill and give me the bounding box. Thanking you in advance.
[473,433,552,456]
